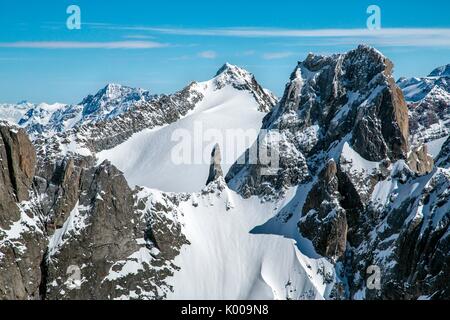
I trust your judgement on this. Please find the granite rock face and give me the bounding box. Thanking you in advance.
[0,123,36,205]
[227,45,409,200]
[0,122,43,299]
[40,160,185,300]
[299,160,347,261]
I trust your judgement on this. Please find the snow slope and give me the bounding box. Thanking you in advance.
[97,70,270,193]
[426,136,449,158]
[137,181,335,300]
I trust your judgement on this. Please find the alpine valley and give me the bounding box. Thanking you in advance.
[0,45,449,300]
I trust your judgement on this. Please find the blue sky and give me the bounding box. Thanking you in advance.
[0,0,450,103]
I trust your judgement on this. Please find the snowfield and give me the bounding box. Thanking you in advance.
[142,181,336,300]
[97,77,268,193]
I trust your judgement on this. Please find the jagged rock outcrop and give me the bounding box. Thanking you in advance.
[0,122,36,204]
[41,161,186,300]
[227,45,409,200]
[206,144,224,185]
[350,161,450,300]
[0,122,43,299]
[0,121,36,230]
[407,144,434,175]
[299,160,347,260]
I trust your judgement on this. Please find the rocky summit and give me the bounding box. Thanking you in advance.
[0,46,449,300]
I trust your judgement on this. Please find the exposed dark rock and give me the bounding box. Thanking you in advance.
[206,143,224,185]
[0,122,43,299]
[299,160,347,260]
[35,159,187,300]
[0,123,36,204]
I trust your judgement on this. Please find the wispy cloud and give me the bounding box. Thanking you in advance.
[115,26,450,47]
[123,34,155,40]
[198,50,217,59]
[142,27,450,37]
[262,51,294,60]
[0,41,168,49]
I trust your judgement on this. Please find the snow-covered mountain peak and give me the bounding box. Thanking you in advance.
[215,62,251,78]
[96,66,278,192]
[212,62,255,88]
[428,64,450,77]
[103,83,134,99]
[81,83,153,118]
[8,83,157,138]
[189,63,277,112]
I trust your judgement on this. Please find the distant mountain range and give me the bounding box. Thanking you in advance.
[0,84,157,138]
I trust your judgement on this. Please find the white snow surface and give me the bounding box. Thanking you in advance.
[426,136,449,158]
[97,77,267,193]
[340,142,380,178]
[139,181,336,300]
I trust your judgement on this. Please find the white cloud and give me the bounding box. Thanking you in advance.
[144,27,450,38]
[65,24,450,48]
[135,27,450,47]
[198,50,217,59]
[0,41,167,49]
[262,51,294,60]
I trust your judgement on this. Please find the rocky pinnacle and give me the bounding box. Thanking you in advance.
[206,143,223,185]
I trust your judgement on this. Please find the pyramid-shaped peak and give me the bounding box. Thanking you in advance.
[215,63,252,78]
